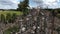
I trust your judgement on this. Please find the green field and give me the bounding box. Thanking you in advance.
[0,11,23,16]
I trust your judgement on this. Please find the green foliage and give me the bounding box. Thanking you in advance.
[6,13,17,23]
[6,13,12,23]
[0,11,23,16]
[0,12,20,24]
[17,0,29,10]
[11,13,17,23]
[17,0,29,16]
[0,14,6,23]
[3,26,19,34]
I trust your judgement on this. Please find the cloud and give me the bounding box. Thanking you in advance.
[32,0,60,9]
[0,0,18,9]
[0,0,60,9]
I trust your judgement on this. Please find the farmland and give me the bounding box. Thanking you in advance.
[0,11,23,16]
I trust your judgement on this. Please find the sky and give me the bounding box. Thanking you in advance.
[0,0,60,9]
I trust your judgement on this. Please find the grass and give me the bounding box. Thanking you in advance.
[0,11,23,16]
[0,11,21,34]
[3,26,19,34]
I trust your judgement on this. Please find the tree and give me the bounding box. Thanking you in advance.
[17,0,29,16]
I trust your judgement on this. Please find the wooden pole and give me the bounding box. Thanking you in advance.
[51,11,55,34]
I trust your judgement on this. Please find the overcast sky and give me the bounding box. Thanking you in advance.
[0,0,60,9]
